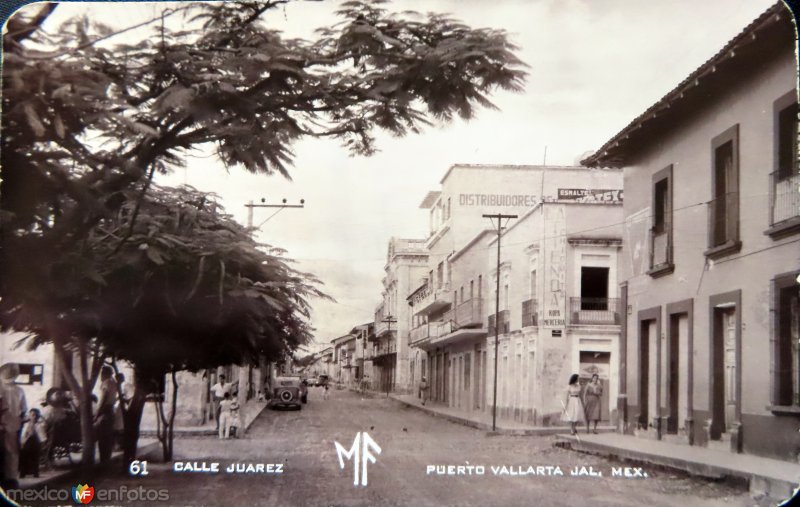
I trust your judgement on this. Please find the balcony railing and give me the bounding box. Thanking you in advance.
[521,299,538,327]
[569,297,620,325]
[454,298,483,328]
[649,225,673,269]
[707,192,739,248]
[487,310,510,336]
[770,170,800,225]
[411,282,451,316]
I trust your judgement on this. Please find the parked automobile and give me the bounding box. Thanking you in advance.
[317,374,329,386]
[305,378,318,387]
[267,377,303,410]
[285,375,308,403]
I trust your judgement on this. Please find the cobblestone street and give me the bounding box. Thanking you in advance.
[37,388,762,507]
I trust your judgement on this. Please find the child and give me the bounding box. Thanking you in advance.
[19,408,47,478]
[218,393,233,439]
[229,399,241,438]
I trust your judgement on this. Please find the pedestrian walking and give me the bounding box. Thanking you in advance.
[19,408,46,478]
[0,363,27,489]
[95,366,118,463]
[583,373,603,434]
[562,373,585,435]
[419,376,428,406]
[323,383,329,400]
[211,375,229,431]
[218,393,233,439]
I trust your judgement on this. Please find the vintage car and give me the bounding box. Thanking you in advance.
[284,374,309,403]
[267,377,304,410]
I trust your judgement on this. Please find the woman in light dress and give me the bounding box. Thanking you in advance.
[583,373,603,434]
[563,373,584,435]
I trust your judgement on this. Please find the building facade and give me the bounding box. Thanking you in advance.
[371,237,428,393]
[583,2,800,462]
[407,164,623,424]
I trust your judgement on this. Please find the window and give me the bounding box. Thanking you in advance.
[777,101,798,181]
[437,262,444,289]
[460,286,464,303]
[770,92,800,233]
[649,165,674,275]
[773,272,800,407]
[470,280,474,300]
[14,364,44,385]
[464,353,471,389]
[478,275,482,298]
[707,125,740,257]
[530,269,537,297]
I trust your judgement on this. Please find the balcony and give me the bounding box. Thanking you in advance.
[648,225,674,277]
[454,298,483,328]
[372,319,397,341]
[705,192,741,259]
[372,339,397,360]
[767,170,800,238]
[569,297,620,325]
[487,310,510,336]
[521,299,538,327]
[410,283,452,316]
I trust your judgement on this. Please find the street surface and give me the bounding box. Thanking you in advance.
[41,388,761,507]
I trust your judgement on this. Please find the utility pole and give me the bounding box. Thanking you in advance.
[245,197,305,228]
[483,213,517,432]
[239,197,305,435]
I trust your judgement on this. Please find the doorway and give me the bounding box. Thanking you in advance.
[581,267,610,309]
[639,320,650,428]
[711,302,739,440]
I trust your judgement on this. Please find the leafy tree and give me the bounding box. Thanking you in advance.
[4,184,326,463]
[1,0,526,464]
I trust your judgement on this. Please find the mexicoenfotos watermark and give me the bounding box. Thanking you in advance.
[5,485,169,504]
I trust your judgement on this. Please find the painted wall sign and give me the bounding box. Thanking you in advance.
[458,194,538,207]
[542,205,567,330]
[557,188,623,203]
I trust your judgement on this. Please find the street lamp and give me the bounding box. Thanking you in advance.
[483,213,517,432]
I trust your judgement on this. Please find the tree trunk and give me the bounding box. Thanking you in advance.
[167,370,178,461]
[121,374,148,464]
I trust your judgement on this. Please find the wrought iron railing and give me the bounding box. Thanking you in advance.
[649,225,672,269]
[569,297,620,325]
[455,298,483,328]
[487,310,510,336]
[521,299,538,327]
[707,192,739,247]
[770,170,800,225]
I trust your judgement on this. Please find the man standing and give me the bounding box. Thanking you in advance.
[95,366,118,463]
[419,376,428,406]
[0,363,27,489]
[211,375,228,431]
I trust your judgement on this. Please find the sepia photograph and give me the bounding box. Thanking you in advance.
[0,0,798,505]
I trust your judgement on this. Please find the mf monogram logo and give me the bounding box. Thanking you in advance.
[334,432,382,486]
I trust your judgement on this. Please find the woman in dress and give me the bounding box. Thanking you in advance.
[563,374,584,435]
[583,373,603,434]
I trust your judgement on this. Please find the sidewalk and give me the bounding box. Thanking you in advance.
[16,438,160,491]
[14,401,267,491]
[140,399,268,437]
[554,432,800,500]
[389,393,615,436]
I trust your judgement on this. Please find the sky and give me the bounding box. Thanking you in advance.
[23,0,779,349]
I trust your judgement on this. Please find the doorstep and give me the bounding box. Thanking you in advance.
[554,432,800,501]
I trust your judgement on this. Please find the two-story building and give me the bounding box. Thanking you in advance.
[408,164,623,424]
[583,1,799,462]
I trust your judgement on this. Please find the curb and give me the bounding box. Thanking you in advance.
[554,435,797,500]
[389,395,615,436]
